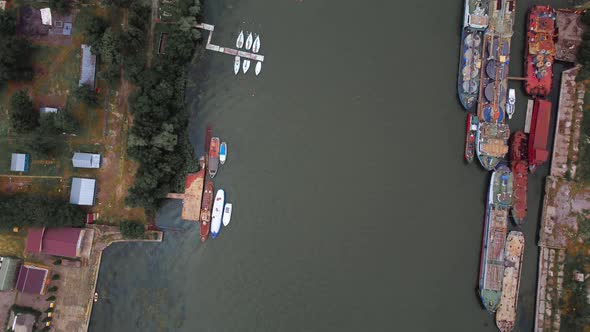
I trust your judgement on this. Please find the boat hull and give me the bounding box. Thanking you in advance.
[210,190,225,238]
[524,6,556,97]
[465,114,478,162]
[200,181,214,242]
[209,137,220,178]
[220,142,227,165]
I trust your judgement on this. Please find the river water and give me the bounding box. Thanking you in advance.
[89,0,571,331]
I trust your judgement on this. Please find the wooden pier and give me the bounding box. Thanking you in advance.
[508,76,527,81]
[195,23,265,62]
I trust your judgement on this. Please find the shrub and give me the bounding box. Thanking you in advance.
[47,286,58,292]
[51,274,60,281]
[120,221,145,238]
[46,296,56,301]
[53,259,62,266]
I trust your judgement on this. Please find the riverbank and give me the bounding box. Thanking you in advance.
[534,66,590,331]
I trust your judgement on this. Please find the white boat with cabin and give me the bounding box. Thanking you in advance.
[255,62,262,76]
[210,189,225,239]
[220,142,227,165]
[223,203,233,226]
[234,56,240,75]
[507,89,516,120]
[253,35,261,53]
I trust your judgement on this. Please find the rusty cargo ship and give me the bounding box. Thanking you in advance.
[475,0,515,170]
[496,231,525,332]
[524,5,556,97]
[510,131,528,225]
[479,164,512,312]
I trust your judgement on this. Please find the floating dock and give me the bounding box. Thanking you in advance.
[524,99,534,133]
[166,168,205,221]
[195,23,265,62]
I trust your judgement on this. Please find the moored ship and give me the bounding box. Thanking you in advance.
[209,137,220,178]
[465,114,479,162]
[496,231,525,332]
[476,122,510,170]
[528,99,552,172]
[464,0,490,30]
[200,181,214,242]
[524,5,556,97]
[479,164,512,312]
[210,189,225,239]
[511,161,528,225]
[458,28,483,111]
[489,164,513,208]
[479,204,509,312]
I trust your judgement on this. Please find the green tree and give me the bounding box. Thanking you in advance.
[47,286,58,292]
[49,0,70,13]
[46,296,56,301]
[9,90,38,132]
[74,84,99,106]
[120,220,145,238]
[0,10,16,35]
[51,274,60,281]
[53,107,78,133]
[79,14,107,49]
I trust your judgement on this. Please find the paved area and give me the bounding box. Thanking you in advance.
[0,290,17,327]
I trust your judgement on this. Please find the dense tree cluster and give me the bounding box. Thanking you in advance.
[0,194,85,230]
[560,252,590,330]
[49,0,71,14]
[577,12,590,181]
[9,90,38,133]
[120,220,145,238]
[0,10,33,84]
[123,2,201,212]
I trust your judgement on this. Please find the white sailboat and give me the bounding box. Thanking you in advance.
[222,203,233,226]
[242,59,251,74]
[234,56,240,75]
[255,61,262,76]
[236,30,244,49]
[245,32,253,50]
[252,35,261,53]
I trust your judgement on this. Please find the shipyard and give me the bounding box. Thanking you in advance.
[458,0,590,331]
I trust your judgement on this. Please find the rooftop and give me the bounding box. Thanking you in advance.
[15,264,49,294]
[70,178,96,206]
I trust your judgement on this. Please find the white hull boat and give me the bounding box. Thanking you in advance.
[220,142,227,165]
[507,88,516,120]
[236,30,244,49]
[245,32,253,50]
[223,203,233,226]
[242,59,251,74]
[210,189,225,239]
[252,35,261,53]
[234,56,240,75]
[255,62,262,76]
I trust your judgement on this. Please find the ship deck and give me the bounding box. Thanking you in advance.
[496,232,525,330]
[483,208,508,291]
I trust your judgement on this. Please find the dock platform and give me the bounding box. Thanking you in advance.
[196,23,265,62]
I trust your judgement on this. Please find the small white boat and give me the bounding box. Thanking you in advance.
[507,88,516,119]
[236,30,244,49]
[222,203,233,226]
[252,35,261,53]
[255,62,262,76]
[245,32,253,50]
[210,189,225,239]
[234,56,240,75]
[242,59,251,74]
[220,142,227,165]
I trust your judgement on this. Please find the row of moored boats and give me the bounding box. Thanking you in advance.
[234,30,262,75]
[457,1,559,331]
[200,130,233,242]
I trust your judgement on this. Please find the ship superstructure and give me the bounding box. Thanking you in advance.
[524,6,556,97]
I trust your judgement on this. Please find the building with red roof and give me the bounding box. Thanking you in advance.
[15,263,50,294]
[25,227,86,258]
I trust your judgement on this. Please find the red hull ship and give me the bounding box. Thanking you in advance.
[511,160,528,225]
[200,181,214,242]
[528,99,552,172]
[524,5,556,97]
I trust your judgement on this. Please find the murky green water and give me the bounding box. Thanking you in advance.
[89,0,571,331]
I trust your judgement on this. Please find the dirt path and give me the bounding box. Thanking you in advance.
[146,0,158,67]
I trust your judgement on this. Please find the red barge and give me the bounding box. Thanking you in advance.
[200,181,214,242]
[524,5,556,97]
[528,99,552,172]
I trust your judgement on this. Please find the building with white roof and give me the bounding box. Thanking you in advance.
[70,178,96,206]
